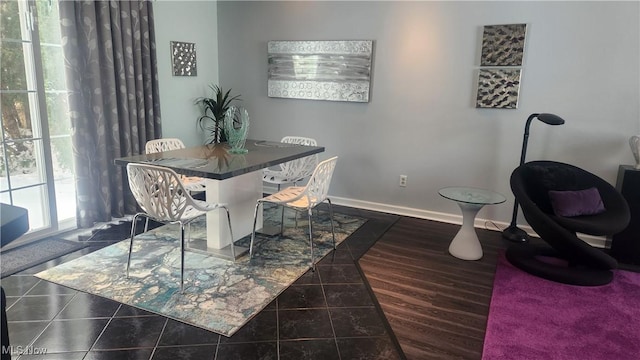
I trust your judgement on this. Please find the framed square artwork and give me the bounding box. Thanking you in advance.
[171,41,197,76]
[476,68,522,109]
[480,24,527,66]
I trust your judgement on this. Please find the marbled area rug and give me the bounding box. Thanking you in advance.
[35,207,365,337]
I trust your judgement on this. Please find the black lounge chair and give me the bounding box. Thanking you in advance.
[506,161,630,286]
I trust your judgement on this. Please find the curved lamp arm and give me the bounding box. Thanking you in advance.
[504,113,566,242]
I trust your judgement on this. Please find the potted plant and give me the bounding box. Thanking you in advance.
[194,84,241,144]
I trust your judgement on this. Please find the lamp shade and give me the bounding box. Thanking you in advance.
[537,113,565,126]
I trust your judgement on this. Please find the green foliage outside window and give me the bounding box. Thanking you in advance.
[1,0,73,177]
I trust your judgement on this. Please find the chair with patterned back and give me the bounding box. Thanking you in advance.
[250,156,338,269]
[145,138,207,193]
[262,136,320,229]
[145,138,186,153]
[126,163,235,293]
[262,136,319,190]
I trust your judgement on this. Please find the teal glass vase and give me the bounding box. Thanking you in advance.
[224,106,249,154]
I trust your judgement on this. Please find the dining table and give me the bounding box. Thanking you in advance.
[114,139,325,259]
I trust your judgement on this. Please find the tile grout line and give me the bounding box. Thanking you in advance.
[319,258,343,360]
[148,317,169,360]
[275,297,280,360]
[84,303,123,357]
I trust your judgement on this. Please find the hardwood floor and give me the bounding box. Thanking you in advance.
[359,216,511,360]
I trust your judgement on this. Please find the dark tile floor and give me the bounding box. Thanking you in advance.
[2,206,404,360]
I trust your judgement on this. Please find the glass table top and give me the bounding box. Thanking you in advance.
[438,187,506,205]
[114,140,324,180]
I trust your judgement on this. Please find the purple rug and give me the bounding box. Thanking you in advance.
[482,254,640,360]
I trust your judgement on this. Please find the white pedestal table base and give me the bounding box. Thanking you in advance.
[448,202,485,261]
[185,172,264,260]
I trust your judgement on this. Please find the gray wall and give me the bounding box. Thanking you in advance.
[215,1,639,227]
[154,0,219,147]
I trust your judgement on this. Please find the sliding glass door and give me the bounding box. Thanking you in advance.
[1,0,75,240]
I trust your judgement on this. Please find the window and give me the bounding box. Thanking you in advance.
[1,0,75,239]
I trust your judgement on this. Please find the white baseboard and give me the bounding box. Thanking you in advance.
[329,195,607,249]
[262,185,607,248]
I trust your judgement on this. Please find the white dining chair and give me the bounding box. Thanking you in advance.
[262,136,319,229]
[145,138,185,153]
[145,138,207,193]
[126,163,235,293]
[262,136,319,190]
[250,156,338,269]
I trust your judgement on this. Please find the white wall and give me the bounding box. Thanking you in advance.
[215,1,639,227]
[154,0,219,147]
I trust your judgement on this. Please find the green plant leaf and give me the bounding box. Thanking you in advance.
[195,84,242,143]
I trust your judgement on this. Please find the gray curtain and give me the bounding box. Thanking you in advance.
[59,0,162,228]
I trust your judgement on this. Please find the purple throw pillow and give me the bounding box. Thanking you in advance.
[548,187,606,217]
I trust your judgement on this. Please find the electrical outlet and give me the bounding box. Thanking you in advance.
[399,175,408,187]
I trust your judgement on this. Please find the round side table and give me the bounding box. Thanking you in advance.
[439,187,506,260]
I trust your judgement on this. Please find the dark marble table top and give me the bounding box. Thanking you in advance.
[114,140,325,180]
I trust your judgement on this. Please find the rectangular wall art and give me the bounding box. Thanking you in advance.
[267,40,373,103]
[171,41,197,76]
[476,68,522,109]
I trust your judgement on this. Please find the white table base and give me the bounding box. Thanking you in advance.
[448,202,484,260]
[185,172,264,259]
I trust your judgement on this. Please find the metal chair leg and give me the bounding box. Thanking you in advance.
[278,184,285,235]
[280,207,285,235]
[250,202,261,258]
[327,198,336,249]
[291,182,299,228]
[308,208,314,270]
[224,206,236,261]
[126,213,142,278]
[180,223,185,294]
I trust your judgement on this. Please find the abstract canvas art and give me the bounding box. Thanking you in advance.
[476,68,522,109]
[268,40,373,103]
[480,24,527,66]
[171,41,197,76]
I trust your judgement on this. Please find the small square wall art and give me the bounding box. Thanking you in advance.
[480,24,527,66]
[171,41,197,76]
[476,68,522,109]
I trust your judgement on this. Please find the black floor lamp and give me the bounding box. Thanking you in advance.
[502,113,566,242]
